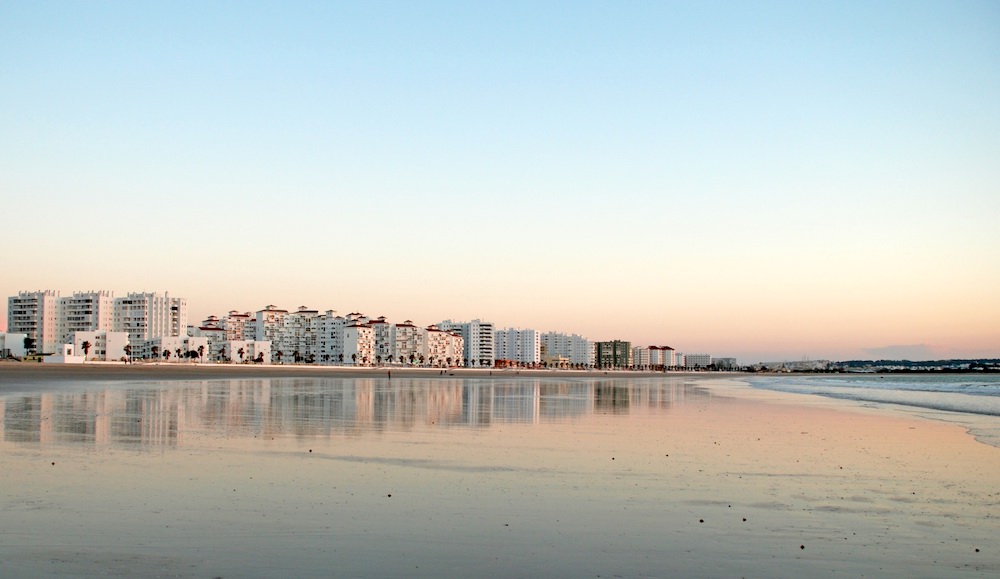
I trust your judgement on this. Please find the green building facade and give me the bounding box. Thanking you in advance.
[595,340,631,369]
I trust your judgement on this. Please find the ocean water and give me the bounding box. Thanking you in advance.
[746,373,1000,446]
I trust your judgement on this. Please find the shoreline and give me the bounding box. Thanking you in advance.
[0,360,722,383]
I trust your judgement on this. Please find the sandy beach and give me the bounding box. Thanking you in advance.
[0,364,997,577]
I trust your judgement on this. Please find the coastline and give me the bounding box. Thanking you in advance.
[0,360,710,386]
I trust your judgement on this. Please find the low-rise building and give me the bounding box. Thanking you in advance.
[0,332,28,359]
[70,330,129,362]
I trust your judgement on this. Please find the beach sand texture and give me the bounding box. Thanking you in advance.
[0,364,997,577]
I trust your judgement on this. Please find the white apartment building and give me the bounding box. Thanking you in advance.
[541,331,594,367]
[649,346,677,369]
[188,316,227,358]
[221,311,254,341]
[316,310,347,364]
[393,320,424,364]
[344,322,375,365]
[446,331,464,366]
[276,306,320,362]
[495,328,541,365]
[7,290,60,353]
[632,346,652,369]
[438,319,495,367]
[424,325,450,366]
[686,354,712,368]
[369,316,394,363]
[421,325,463,366]
[58,290,115,344]
[114,292,187,344]
[137,335,210,362]
[220,340,272,364]
[71,330,129,362]
[254,305,288,346]
[9,290,187,353]
[0,333,28,358]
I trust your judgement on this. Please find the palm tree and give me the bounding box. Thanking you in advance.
[151,345,159,360]
[81,340,93,360]
[351,353,357,365]
[163,349,171,362]
[446,356,453,367]
[338,353,344,365]
[276,350,283,364]
[409,353,416,365]
[376,355,382,366]
[175,348,181,361]
[237,347,245,363]
[197,345,205,362]
[123,344,132,364]
[218,346,226,362]
[293,350,301,364]
[387,354,394,365]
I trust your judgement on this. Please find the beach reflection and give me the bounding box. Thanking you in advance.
[0,377,710,447]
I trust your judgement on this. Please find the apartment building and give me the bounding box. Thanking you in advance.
[7,290,60,353]
[685,354,712,368]
[595,340,632,369]
[369,316,394,363]
[9,290,187,353]
[114,292,187,344]
[276,306,320,362]
[70,330,129,362]
[221,311,254,341]
[649,346,677,369]
[438,319,495,367]
[495,328,541,365]
[254,305,288,346]
[136,335,210,362]
[344,321,375,365]
[393,320,424,364]
[541,332,594,367]
[631,346,651,369]
[0,333,28,358]
[58,291,115,344]
[219,340,272,364]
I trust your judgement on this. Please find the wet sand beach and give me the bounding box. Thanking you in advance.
[0,364,997,577]
[0,361,671,389]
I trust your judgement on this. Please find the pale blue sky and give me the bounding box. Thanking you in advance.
[2,1,998,361]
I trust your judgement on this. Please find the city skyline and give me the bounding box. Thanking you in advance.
[2,2,998,362]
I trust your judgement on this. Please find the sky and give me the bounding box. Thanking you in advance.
[1,1,998,363]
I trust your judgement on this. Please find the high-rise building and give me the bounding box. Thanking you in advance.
[254,305,288,345]
[595,340,631,369]
[113,292,187,344]
[7,290,60,353]
[393,320,424,364]
[541,332,594,367]
[438,319,495,367]
[494,328,540,364]
[631,346,651,369]
[57,290,115,344]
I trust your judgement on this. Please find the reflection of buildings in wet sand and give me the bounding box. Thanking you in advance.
[1,378,708,446]
[0,390,178,446]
